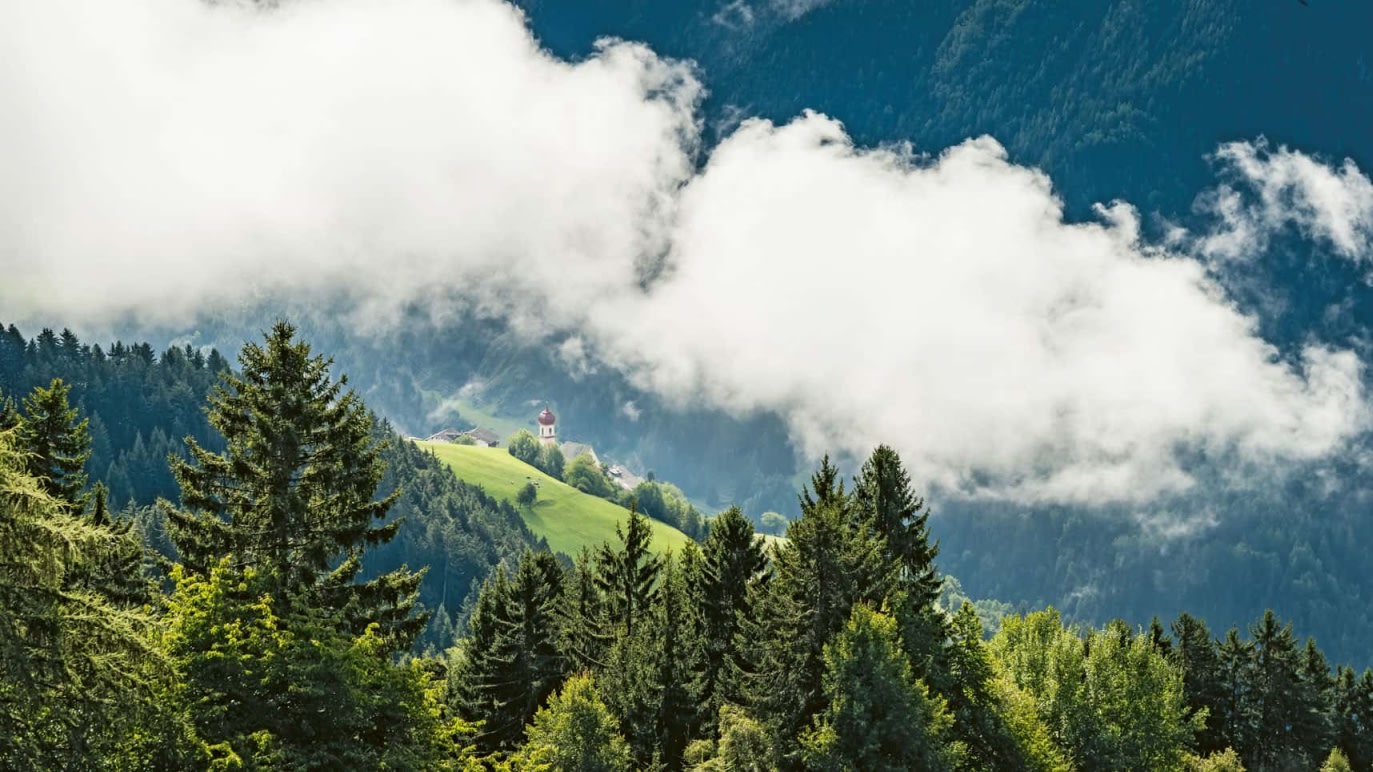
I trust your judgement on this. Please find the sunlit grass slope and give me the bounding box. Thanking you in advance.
[416,441,694,557]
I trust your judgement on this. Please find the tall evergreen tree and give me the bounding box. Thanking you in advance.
[0,428,184,768]
[166,321,422,647]
[1248,610,1310,770]
[694,506,767,717]
[594,507,662,639]
[851,446,954,733]
[1171,612,1229,755]
[559,548,613,671]
[455,550,566,752]
[16,378,91,510]
[1331,666,1373,770]
[743,461,894,763]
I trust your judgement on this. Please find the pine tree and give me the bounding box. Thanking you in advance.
[17,378,91,510]
[594,507,662,639]
[799,603,955,771]
[653,553,707,768]
[1331,666,1373,770]
[744,465,894,763]
[559,548,613,671]
[1248,610,1308,769]
[1171,612,1229,755]
[694,506,767,718]
[0,428,177,767]
[166,321,422,647]
[455,550,566,752]
[851,446,952,730]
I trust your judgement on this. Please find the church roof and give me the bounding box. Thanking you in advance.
[538,406,556,426]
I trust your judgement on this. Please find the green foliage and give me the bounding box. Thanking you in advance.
[740,462,894,762]
[594,508,662,639]
[507,430,540,467]
[566,452,616,499]
[688,705,775,771]
[694,506,767,718]
[165,562,468,769]
[453,550,566,752]
[166,321,423,649]
[600,551,707,767]
[517,481,539,507]
[16,378,91,510]
[538,444,566,481]
[799,603,956,771]
[988,670,1072,772]
[511,673,631,772]
[630,479,703,538]
[1320,747,1353,772]
[0,428,188,769]
[991,609,1197,770]
[1182,748,1246,771]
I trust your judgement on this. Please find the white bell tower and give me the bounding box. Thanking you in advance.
[537,406,557,446]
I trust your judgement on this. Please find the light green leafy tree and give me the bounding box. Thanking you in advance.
[512,673,631,772]
[799,603,956,771]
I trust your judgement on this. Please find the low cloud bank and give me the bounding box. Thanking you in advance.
[3,0,1371,505]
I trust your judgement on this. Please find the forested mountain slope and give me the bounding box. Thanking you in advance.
[0,321,544,648]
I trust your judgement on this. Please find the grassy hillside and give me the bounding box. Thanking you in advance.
[416,441,694,557]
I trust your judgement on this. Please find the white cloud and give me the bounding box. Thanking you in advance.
[0,0,698,327]
[1196,139,1373,262]
[586,115,1369,502]
[1,0,1369,506]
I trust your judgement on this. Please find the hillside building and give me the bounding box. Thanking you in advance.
[537,406,557,446]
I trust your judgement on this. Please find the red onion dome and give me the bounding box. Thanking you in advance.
[538,407,556,426]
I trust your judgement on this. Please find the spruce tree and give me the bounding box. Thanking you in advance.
[167,321,422,647]
[17,378,91,510]
[559,548,613,671]
[455,550,565,752]
[852,446,951,719]
[0,428,175,768]
[1170,612,1228,755]
[1331,666,1373,769]
[695,506,767,718]
[744,462,894,763]
[595,507,662,639]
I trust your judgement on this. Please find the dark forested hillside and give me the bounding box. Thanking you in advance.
[0,321,543,649]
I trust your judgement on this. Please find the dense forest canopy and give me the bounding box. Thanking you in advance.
[2,322,1371,769]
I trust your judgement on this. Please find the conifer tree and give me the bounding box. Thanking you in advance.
[695,506,767,717]
[1171,612,1229,755]
[0,428,176,767]
[1248,610,1309,769]
[594,507,662,639]
[852,446,951,708]
[455,550,566,752]
[167,321,422,647]
[559,548,612,671]
[1331,666,1373,769]
[17,378,91,510]
[743,462,894,763]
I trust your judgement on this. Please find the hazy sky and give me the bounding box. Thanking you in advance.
[4,0,1373,505]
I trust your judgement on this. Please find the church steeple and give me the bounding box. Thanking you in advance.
[537,405,556,446]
